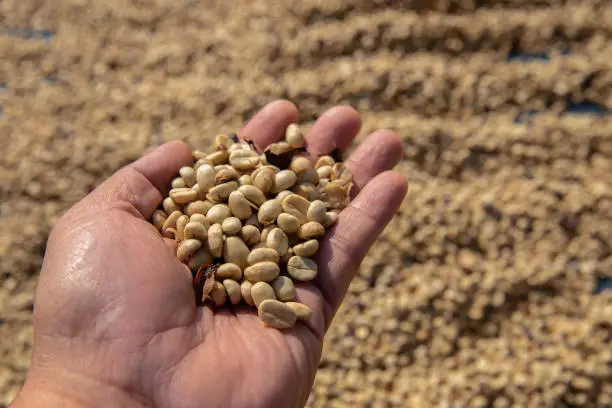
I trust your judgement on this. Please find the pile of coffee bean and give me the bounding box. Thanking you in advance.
[150,124,352,329]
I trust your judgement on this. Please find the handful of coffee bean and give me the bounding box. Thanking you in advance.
[150,123,353,329]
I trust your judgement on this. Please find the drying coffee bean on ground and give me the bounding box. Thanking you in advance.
[151,124,352,329]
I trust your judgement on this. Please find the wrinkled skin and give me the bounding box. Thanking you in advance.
[12,101,407,408]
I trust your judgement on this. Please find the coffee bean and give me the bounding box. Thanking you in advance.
[240,280,255,306]
[196,164,216,193]
[223,236,250,270]
[258,199,282,225]
[293,239,319,257]
[177,239,202,262]
[222,217,242,236]
[266,228,289,256]
[277,213,300,234]
[217,263,242,281]
[258,299,297,329]
[287,256,318,281]
[248,248,280,265]
[307,200,327,224]
[240,225,261,246]
[299,221,325,239]
[251,282,276,307]
[223,279,242,305]
[244,261,280,282]
[286,302,313,321]
[272,276,297,301]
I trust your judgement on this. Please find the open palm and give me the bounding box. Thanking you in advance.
[14,101,407,408]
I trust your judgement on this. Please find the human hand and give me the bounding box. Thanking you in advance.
[12,101,407,408]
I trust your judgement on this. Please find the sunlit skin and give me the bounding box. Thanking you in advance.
[12,101,408,408]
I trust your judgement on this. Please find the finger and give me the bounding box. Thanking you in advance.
[314,171,408,316]
[305,105,361,156]
[345,130,404,194]
[86,141,193,219]
[238,100,299,151]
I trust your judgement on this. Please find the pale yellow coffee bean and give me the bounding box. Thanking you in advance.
[177,239,202,262]
[217,263,242,280]
[214,134,234,150]
[282,194,310,224]
[238,174,252,186]
[196,164,216,193]
[265,141,293,156]
[307,200,327,224]
[244,261,280,282]
[185,200,213,216]
[152,210,167,231]
[252,166,276,194]
[286,302,313,321]
[189,213,210,229]
[222,217,242,235]
[238,185,266,207]
[188,248,214,271]
[207,224,224,258]
[260,225,276,242]
[322,182,350,210]
[171,177,186,189]
[258,299,297,329]
[299,221,325,239]
[206,204,231,224]
[223,279,242,305]
[285,123,304,148]
[315,155,335,169]
[293,182,320,201]
[272,276,296,301]
[266,228,289,256]
[244,214,260,228]
[323,211,339,228]
[206,150,229,165]
[193,150,206,160]
[247,248,280,265]
[177,167,195,187]
[228,191,252,220]
[299,168,319,185]
[163,197,182,214]
[229,149,260,170]
[223,236,250,270]
[209,281,227,306]
[287,256,318,281]
[208,181,238,203]
[316,166,331,179]
[317,178,329,189]
[293,239,319,257]
[289,156,312,175]
[240,225,261,246]
[184,221,208,241]
[271,170,297,193]
[275,190,294,202]
[251,282,277,307]
[258,199,282,225]
[170,188,198,205]
[241,280,255,306]
[162,210,182,232]
[277,213,299,234]
[175,215,189,241]
[215,166,239,184]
